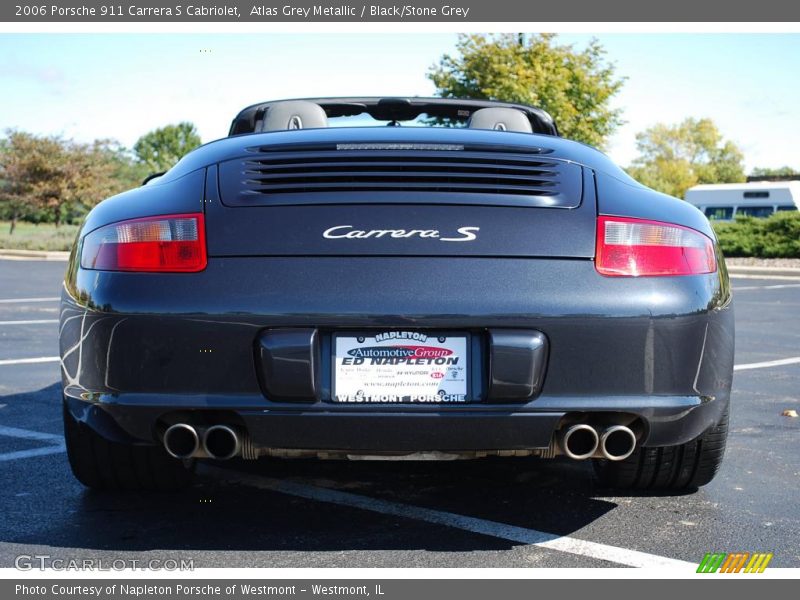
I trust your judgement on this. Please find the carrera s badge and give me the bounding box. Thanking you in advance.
[323,225,480,242]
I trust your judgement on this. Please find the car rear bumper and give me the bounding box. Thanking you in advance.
[64,389,728,452]
[61,255,734,453]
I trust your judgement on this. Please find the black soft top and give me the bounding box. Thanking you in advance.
[229,97,559,137]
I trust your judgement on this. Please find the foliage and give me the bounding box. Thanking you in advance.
[0,130,151,233]
[0,136,31,232]
[428,33,625,148]
[133,122,202,173]
[0,131,142,232]
[0,123,200,235]
[713,211,800,258]
[749,166,799,179]
[627,118,746,199]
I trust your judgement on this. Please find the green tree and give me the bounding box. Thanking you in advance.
[427,33,625,148]
[750,166,799,179]
[627,118,746,199]
[133,122,201,173]
[102,140,150,193]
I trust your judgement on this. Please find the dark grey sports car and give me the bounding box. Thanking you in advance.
[60,97,734,492]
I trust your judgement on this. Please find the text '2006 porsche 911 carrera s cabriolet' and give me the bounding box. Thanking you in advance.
[60,97,734,492]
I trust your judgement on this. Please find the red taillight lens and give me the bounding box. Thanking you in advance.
[80,213,206,272]
[595,216,716,277]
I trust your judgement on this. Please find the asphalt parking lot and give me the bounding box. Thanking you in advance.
[0,258,798,569]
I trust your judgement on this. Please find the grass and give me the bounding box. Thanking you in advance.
[0,221,79,251]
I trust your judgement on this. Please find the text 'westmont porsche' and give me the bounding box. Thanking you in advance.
[60,97,734,491]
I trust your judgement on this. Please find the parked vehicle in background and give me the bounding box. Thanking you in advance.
[685,181,800,221]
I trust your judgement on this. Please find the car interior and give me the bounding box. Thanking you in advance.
[228,97,559,136]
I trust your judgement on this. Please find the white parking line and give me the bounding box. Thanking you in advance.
[205,466,694,569]
[734,283,800,291]
[734,356,800,371]
[0,446,66,462]
[0,297,59,303]
[0,426,65,463]
[729,274,800,281]
[0,425,64,442]
[0,356,59,366]
[0,319,59,326]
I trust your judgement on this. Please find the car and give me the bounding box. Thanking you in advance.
[60,97,734,492]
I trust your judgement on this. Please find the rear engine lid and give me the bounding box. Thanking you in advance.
[218,142,582,209]
[205,141,597,258]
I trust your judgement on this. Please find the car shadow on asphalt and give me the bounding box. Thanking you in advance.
[0,383,682,557]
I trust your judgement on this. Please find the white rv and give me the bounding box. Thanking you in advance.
[684,181,800,221]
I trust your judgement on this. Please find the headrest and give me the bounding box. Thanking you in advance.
[467,107,533,133]
[260,101,328,131]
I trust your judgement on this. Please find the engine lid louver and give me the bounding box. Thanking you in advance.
[217,144,583,209]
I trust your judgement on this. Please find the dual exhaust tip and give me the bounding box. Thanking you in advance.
[164,421,636,462]
[558,424,637,461]
[163,423,241,460]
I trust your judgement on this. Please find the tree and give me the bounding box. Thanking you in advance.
[626,118,746,199]
[0,131,138,232]
[133,122,201,173]
[0,136,32,233]
[0,131,68,232]
[74,139,145,217]
[750,166,799,179]
[101,140,150,194]
[427,33,625,148]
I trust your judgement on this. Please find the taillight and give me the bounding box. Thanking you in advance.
[80,213,206,272]
[595,216,716,277]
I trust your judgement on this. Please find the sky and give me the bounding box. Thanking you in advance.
[1,33,798,172]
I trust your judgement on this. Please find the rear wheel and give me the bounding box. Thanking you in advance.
[63,402,195,491]
[594,407,729,491]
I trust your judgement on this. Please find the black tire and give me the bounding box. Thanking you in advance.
[594,408,729,491]
[63,402,195,491]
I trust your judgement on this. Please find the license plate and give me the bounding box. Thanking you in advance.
[332,331,469,403]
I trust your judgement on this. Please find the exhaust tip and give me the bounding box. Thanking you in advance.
[203,425,241,460]
[600,425,637,461]
[559,424,599,460]
[163,423,199,459]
